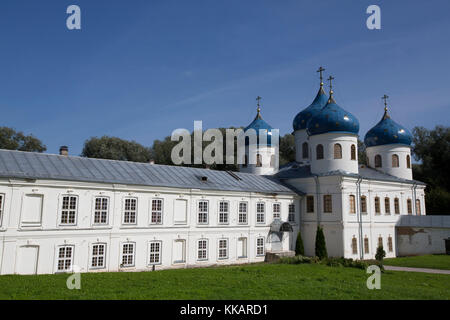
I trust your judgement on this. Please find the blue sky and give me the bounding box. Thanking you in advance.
[0,0,449,155]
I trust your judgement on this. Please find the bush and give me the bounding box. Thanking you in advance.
[375,245,386,262]
[315,226,328,260]
[295,231,304,256]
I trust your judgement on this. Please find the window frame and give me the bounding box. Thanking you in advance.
[256,154,262,167]
[150,198,164,225]
[256,237,265,256]
[351,237,358,255]
[148,241,162,265]
[218,238,229,260]
[272,202,281,219]
[406,155,411,169]
[388,236,393,252]
[197,239,208,261]
[90,243,107,269]
[218,201,229,225]
[237,237,248,258]
[93,196,109,225]
[349,195,356,214]
[123,197,138,225]
[392,154,399,167]
[197,200,209,225]
[288,204,295,223]
[306,195,314,213]
[394,198,400,214]
[56,245,74,273]
[375,155,382,168]
[415,199,421,215]
[384,197,391,215]
[374,197,381,215]
[238,201,248,225]
[316,144,324,160]
[407,199,412,214]
[59,195,78,226]
[302,142,309,159]
[350,144,356,160]
[360,196,367,214]
[364,237,370,254]
[256,202,265,224]
[120,242,136,268]
[334,143,342,159]
[323,195,332,213]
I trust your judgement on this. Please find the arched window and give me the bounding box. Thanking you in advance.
[392,154,399,167]
[302,142,309,159]
[375,155,382,168]
[334,143,342,159]
[384,197,390,214]
[388,236,393,252]
[349,195,356,214]
[406,155,411,168]
[256,154,262,167]
[351,236,358,255]
[350,144,356,160]
[316,144,324,160]
[360,196,367,213]
[415,199,421,215]
[374,197,380,215]
[364,237,369,254]
[407,199,412,214]
[394,198,400,214]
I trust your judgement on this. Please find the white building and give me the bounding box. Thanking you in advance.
[0,70,427,275]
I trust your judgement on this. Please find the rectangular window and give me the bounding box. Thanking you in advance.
[349,195,356,214]
[174,199,188,224]
[374,197,381,215]
[288,204,295,222]
[256,237,265,256]
[218,201,229,224]
[57,246,73,271]
[94,197,108,224]
[149,241,162,264]
[121,243,135,267]
[91,243,106,269]
[415,199,421,215]
[238,202,248,224]
[22,194,43,225]
[60,196,77,225]
[238,237,247,258]
[273,203,281,219]
[218,239,228,259]
[361,196,367,214]
[306,196,314,213]
[364,238,369,254]
[407,199,412,214]
[384,198,390,215]
[256,202,265,224]
[151,199,163,224]
[388,236,393,252]
[323,195,332,213]
[351,237,357,255]
[198,201,208,224]
[394,198,400,214]
[123,198,137,224]
[197,239,208,260]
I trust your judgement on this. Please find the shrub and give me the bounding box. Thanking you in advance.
[295,231,304,256]
[375,245,386,262]
[315,226,328,260]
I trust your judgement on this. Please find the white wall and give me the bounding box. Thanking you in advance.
[239,146,278,175]
[294,129,309,163]
[366,144,412,180]
[0,178,299,275]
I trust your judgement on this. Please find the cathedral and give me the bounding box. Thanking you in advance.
[0,68,426,275]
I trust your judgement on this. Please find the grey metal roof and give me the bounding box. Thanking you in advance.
[276,162,426,185]
[396,215,450,228]
[0,149,296,195]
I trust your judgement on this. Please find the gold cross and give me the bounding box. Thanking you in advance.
[327,75,334,90]
[256,96,262,107]
[382,94,389,108]
[317,66,325,85]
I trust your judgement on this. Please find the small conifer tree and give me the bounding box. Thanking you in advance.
[315,226,328,259]
[295,231,304,256]
[375,245,386,262]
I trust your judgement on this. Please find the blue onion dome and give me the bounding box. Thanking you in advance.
[244,104,276,146]
[292,86,328,131]
[306,88,359,136]
[364,107,412,147]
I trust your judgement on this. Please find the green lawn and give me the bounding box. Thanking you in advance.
[0,263,448,300]
[384,254,450,270]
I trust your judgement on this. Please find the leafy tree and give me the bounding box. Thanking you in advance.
[295,231,304,256]
[412,126,450,214]
[0,127,46,152]
[358,139,367,165]
[314,226,327,259]
[375,245,386,262]
[279,133,295,165]
[81,136,152,162]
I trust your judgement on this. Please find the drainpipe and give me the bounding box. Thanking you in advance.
[356,177,363,260]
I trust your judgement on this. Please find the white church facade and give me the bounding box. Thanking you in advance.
[0,69,426,275]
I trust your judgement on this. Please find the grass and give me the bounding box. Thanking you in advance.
[0,263,449,300]
[384,254,450,270]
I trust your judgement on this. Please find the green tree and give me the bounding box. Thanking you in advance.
[0,127,46,152]
[314,226,327,259]
[412,125,450,214]
[81,136,152,162]
[375,245,386,262]
[358,139,367,165]
[279,133,295,165]
[295,231,304,256]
